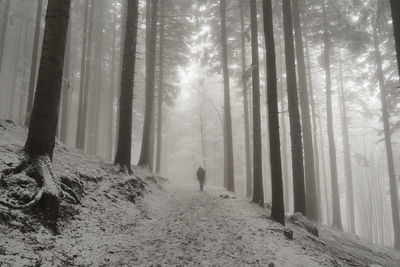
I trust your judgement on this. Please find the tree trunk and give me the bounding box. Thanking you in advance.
[239,0,252,199]
[25,0,43,127]
[59,19,71,143]
[338,53,355,233]
[76,0,94,150]
[155,0,165,173]
[24,0,71,227]
[138,0,159,169]
[250,0,263,205]
[372,21,400,250]
[282,0,306,215]
[322,0,343,230]
[114,0,139,174]
[304,27,323,222]
[292,0,319,221]
[390,0,400,78]
[219,0,235,192]
[107,0,118,160]
[0,0,10,77]
[263,0,285,225]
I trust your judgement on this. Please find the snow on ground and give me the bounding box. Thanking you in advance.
[1,120,400,266]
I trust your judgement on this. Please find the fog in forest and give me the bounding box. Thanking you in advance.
[1,0,400,265]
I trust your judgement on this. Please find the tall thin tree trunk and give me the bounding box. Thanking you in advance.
[390,0,400,78]
[263,0,285,225]
[372,20,400,250]
[155,0,165,173]
[138,0,159,169]
[338,52,355,233]
[292,0,319,221]
[239,0,252,199]
[250,0,263,205]
[60,19,71,143]
[25,0,43,126]
[322,0,343,230]
[114,0,139,174]
[282,0,306,215]
[304,27,322,220]
[0,0,10,77]
[219,0,235,192]
[76,0,89,149]
[107,0,118,160]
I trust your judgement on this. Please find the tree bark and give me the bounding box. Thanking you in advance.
[250,0,263,205]
[322,0,343,230]
[59,19,71,143]
[263,0,285,225]
[138,0,159,169]
[114,0,139,174]
[24,0,71,226]
[390,0,400,79]
[292,0,319,221]
[282,0,306,215]
[219,0,235,192]
[155,0,165,174]
[372,21,400,250]
[25,0,43,127]
[338,53,355,233]
[239,0,252,199]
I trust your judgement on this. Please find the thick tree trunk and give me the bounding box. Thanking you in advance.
[390,0,400,78]
[239,0,252,199]
[292,0,319,221]
[372,22,400,250]
[338,53,355,233]
[219,0,235,192]
[24,0,70,226]
[282,0,306,215]
[25,0,42,127]
[263,0,285,225]
[250,0,263,205]
[76,0,94,150]
[138,0,159,169]
[322,0,343,230]
[155,0,165,174]
[114,0,139,174]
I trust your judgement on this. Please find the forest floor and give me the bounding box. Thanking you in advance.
[0,120,400,267]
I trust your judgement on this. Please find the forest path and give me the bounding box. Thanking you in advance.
[99,183,324,267]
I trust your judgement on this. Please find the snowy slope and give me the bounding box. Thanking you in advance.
[0,120,399,266]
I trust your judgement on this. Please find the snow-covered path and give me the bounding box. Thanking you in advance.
[107,184,331,267]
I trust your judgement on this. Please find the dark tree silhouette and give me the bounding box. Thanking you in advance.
[322,0,343,230]
[0,0,82,229]
[114,0,139,174]
[292,0,319,221]
[155,0,165,174]
[219,0,235,192]
[138,0,159,169]
[250,0,263,205]
[282,0,306,215]
[239,0,252,198]
[263,0,285,225]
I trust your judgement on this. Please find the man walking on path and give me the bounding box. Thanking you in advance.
[196,166,206,191]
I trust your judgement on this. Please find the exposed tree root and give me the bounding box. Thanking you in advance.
[0,155,84,231]
[115,164,133,175]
